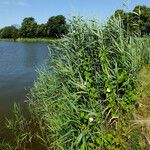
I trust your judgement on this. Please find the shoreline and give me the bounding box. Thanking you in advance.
[0,38,63,43]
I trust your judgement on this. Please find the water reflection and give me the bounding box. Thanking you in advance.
[0,41,48,112]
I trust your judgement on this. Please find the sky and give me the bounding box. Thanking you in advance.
[0,0,150,28]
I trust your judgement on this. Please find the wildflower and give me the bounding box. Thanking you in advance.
[83,81,87,86]
[62,34,65,38]
[72,30,75,33]
[107,88,111,93]
[89,117,94,122]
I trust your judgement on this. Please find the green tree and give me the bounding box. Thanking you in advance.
[133,5,147,35]
[19,17,37,38]
[113,5,150,36]
[46,15,67,38]
[36,24,47,37]
[0,26,18,39]
[114,9,126,18]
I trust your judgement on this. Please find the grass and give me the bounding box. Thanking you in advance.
[132,66,150,149]
[3,16,150,149]
[0,38,63,43]
[136,67,150,117]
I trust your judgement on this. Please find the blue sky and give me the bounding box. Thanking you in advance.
[0,0,150,28]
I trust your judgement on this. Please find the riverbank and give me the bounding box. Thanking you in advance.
[0,38,63,43]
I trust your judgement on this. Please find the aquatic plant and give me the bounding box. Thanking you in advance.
[5,16,150,149]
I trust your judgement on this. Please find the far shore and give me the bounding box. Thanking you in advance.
[0,38,63,43]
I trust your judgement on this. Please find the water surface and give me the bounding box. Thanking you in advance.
[0,41,49,115]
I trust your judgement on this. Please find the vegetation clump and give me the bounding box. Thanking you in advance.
[0,15,67,40]
[3,16,150,150]
[113,5,150,36]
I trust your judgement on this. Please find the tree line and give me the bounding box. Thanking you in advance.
[0,15,68,39]
[113,5,150,36]
[1,5,150,39]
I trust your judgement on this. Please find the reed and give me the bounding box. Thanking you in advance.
[5,16,150,150]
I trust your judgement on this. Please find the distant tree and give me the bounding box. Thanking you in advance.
[36,24,47,37]
[12,24,21,29]
[114,9,126,18]
[0,26,18,39]
[112,5,150,36]
[0,15,68,39]
[132,5,145,35]
[46,15,67,38]
[19,17,37,38]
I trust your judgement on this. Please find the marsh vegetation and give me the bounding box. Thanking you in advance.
[1,15,150,150]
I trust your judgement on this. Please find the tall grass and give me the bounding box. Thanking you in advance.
[5,16,150,149]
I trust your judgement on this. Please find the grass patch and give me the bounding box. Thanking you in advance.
[129,128,142,150]
[0,38,63,43]
[132,66,150,149]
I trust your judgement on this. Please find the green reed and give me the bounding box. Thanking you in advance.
[4,16,150,150]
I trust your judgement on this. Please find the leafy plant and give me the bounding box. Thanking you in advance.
[5,16,150,149]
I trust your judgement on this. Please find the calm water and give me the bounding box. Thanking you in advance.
[0,41,49,115]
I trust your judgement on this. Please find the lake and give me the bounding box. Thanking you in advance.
[0,41,49,119]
